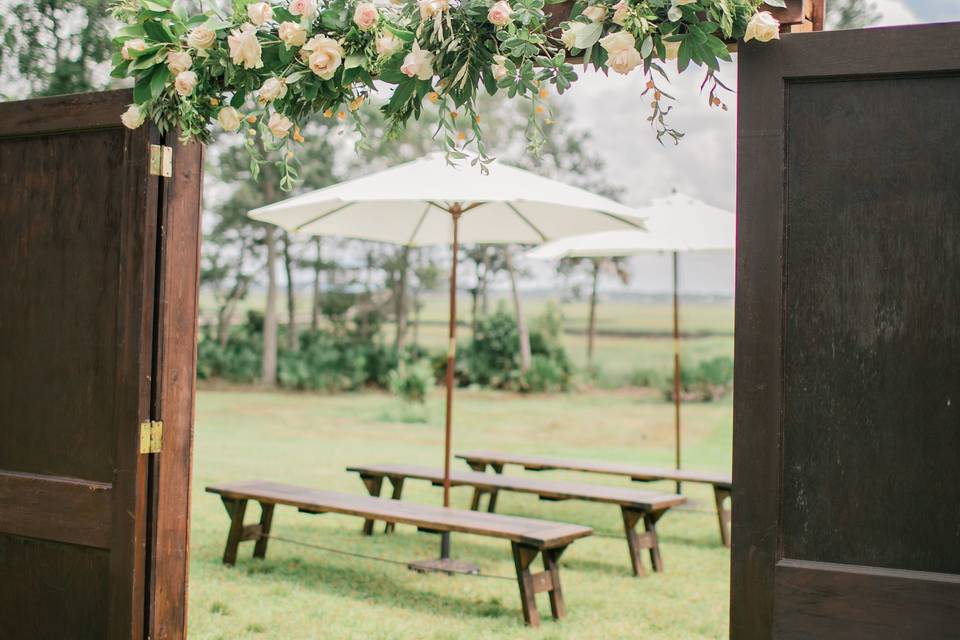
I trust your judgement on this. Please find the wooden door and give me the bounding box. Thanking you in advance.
[732,23,960,639]
[0,90,203,639]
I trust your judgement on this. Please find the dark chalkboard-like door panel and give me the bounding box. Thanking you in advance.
[732,24,960,639]
[0,91,202,639]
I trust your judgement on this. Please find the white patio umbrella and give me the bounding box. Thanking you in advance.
[527,193,735,492]
[249,153,644,571]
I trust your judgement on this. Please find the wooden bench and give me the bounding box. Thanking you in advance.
[346,463,685,577]
[457,450,734,548]
[206,481,592,627]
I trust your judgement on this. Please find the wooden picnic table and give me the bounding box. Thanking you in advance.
[346,463,685,577]
[456,451,733,548]
[206,480,592,627]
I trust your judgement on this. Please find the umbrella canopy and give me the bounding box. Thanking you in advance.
[250,153,643,569]
[249,153,643,245]
[526,192,734,491]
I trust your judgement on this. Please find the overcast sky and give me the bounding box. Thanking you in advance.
[534,0,958,295]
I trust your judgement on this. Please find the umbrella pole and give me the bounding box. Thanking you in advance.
[440,207,461,559]
[672,251,682,495]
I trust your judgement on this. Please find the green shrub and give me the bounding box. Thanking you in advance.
[277,329,395,392]
[388,359,433,404]
[196,312,262,383]
[663,356,734,402]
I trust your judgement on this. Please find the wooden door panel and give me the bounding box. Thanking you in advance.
[733,23,960,639]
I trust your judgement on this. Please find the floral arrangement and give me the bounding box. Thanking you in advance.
[112,0,783,188]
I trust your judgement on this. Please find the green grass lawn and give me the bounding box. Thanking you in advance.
[188,388,732,639]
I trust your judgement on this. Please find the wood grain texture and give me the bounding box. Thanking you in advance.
[206,482,593,549]
[348,463,687,510]
[773,560,960,639]
[147,134,204,640]
[0,89,132,137]
[0,471,111,549]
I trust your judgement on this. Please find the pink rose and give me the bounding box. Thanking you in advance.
[353,2,379,31]
[487,0,512,27]
[289,0,318,19]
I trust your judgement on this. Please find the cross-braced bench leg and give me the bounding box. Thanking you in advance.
[384,476,404,534]
[253,502,275,559]
[359,474,384,535]
[511,542,568,627]
[221,498,276,565]
[713,485,732,548]
[621,506,666,576]
[468,487,501,513]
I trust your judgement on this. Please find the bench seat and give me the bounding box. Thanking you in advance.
[346,463,686,576]
[206,481,592,627]
[457,450,734,548]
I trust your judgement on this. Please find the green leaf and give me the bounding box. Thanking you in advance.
[640,35,653,59]
[677,40,691,73]
[574,22,603,50]
[143,19,176,43]
[133,75,152,103]
[344,53,365,70]
[149,66,171,98]
[764,0,787,7]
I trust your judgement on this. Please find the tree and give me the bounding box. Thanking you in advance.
[828,0,881,30]
[559,258,631,369]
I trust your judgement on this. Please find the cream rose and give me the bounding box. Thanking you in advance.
[353,2,379,30]
[304,36,344,79]
[121,104,146,129]
[581,5,608,22]
[375,32,403,58]
[187,26,216,49]
[278,21,307,47]
[267,112,293,138]
[744,11,780,42]
[662,39,680,60]
[491,54,509,81]
[166,50,192,75]
[174,70,198,96]
[228,24,263,69]
[289,0,318,19]
[121,38,147,60]
[418,0,448,20]
[487,1,512,27]
[611,0,630,26]
[217,106,242,131]
[600,31,640,75]
[400,46,435,80]
[247,2,273,26]
[258,77,287,103]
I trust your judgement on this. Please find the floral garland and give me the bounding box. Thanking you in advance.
[112,0,782,188]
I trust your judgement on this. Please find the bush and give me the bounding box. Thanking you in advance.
[196,311,262,383]
[388,359,433,404]
[277,329,397,392]
[663,356,734,402]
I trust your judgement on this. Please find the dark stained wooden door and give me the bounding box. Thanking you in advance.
[0,90,203,639]
[732,23,960,638]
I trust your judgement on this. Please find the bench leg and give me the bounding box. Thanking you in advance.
[621,507,647,577]
[644,510,665,573]
[469,487,483,511]
[511,542,567,627]
[253,502,275,559]
[221,497,248,566]
[713,486,732,548]
[486,489,500,513]
[384,477,404,534]
[359,475,384,535]
[465,461,487,472]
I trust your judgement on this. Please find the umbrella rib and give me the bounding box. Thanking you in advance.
[505,202,548,243]
[591,209,646,230]
[406,202,432,246]
[293,202,353,233]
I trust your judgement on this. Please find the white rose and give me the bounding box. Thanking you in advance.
[304,36,344,79]
[599,30,634,53]
[668,0,696,22]
[560,22,586,49]
[607,46,641,74]
[487,0,512,27]
[581,5,608,22]
[375,33,403,58]
[400,46,435,80]
[289,0,318,19]
[258,77,287,103]
[662,39,680,60]
[174,70,198,96]
[744,11,780,43]
[353,2,379,31]
[611,0,630,26]
[121,104,146,129]
[418,0,448,19]
[217,106,242,131]
[278,21,307,47]
[267,112,293,138]
[227,24,264,69]
[121,38,147,60]
[166,50,192,75]
[491,54,508,81]
[187,26,217,49]
[247,2,273,26]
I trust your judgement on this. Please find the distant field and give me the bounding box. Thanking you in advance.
[200,292,734,382]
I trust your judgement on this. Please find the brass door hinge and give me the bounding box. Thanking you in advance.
[139,420,164,454]
[149,144,173,177]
